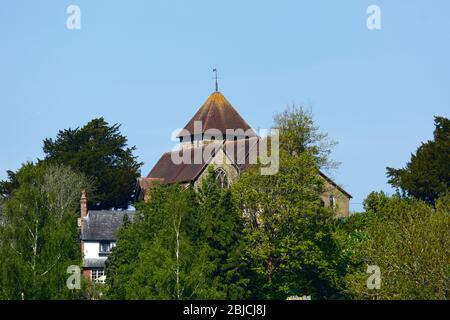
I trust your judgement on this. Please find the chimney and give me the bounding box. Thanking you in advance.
[80,190,87,257]
[81,190,87,220]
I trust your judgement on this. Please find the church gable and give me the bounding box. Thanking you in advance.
[193,147,240,189]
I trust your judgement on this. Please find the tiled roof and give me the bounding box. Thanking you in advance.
[144,137,261,186]
[146,144,215,184]
[83,258,106,268]
[177,91,256,138]
[81,210,136,241]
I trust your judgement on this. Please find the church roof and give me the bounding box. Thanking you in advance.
[146,144,215,184]
[223,137,260,171]
[143,138,260,187]
[177,91,256,138]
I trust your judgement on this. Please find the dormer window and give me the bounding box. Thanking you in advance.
[99,241,115,255]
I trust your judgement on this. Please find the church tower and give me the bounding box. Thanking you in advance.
[177,91,257,149]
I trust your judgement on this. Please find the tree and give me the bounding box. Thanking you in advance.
[232,106,343,299]
[106,184,222,299]
[41,118,142,210]
[197,168,250,299]
[387,116,449,205]
[274,105,338,170]
[0,170,19,199]
[342,192,450,299]
[0,163,91,299]
[102,214,137,300]
[106,176,251,300]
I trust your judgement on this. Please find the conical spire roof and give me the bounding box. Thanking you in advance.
[178,91,256,138]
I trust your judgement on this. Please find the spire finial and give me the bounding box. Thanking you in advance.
[212,68,220,92]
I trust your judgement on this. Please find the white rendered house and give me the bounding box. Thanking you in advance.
[79,191,135,283]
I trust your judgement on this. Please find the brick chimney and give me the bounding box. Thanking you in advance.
[80,190,87,260]
[80,190,87,220]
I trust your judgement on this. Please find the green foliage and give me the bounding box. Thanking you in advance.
[106,181,248,300]
[231,106,343,299]
[386,116,450,205]
[197,168,250,299]
[41,118,142,210]
[232,153,342,299]
[3,106,447,301]
[103,214,137,299]
[274,105,338,170]
[0,170,19,199]
[341,192,450,300]
[0,163,91,299]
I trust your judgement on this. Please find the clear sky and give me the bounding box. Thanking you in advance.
[1,0,449,212]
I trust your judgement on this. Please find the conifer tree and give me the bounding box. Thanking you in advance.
[387,116,449,205]
[197,169,250,299]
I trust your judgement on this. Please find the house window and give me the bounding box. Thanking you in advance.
[91,268,105,284]
[213,168,229,188]
[99,241,115,255]
[329,195,336,209]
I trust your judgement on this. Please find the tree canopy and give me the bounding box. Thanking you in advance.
[105,175,249,300]
[339,192,450,299]
[41,118,142,210]
[106,105,345,300]
[2,105,448,301]
[274,105,338,170]
[231,106,343,299]
[386,116,449,205]
[0,163,91,299]
[1,118,142,210]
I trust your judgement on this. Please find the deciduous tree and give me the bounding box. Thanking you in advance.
[232,106,343,299]
[342,192,450,299]
[0,163,91,299]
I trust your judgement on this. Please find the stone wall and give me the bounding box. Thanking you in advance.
[320,178,350,218]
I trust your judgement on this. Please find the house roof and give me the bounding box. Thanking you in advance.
[319,171,353,199]
[83,258,106,268]
[177,91,256,138]
[81,210,136,241]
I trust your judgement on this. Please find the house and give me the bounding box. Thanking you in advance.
[79,191,135,283]
[136,90,352,217]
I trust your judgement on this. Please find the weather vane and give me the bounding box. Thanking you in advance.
[212,68,220,92]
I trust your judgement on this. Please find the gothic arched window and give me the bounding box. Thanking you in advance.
[214,168,229,189]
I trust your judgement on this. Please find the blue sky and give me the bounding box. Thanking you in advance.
[1,0,449,211]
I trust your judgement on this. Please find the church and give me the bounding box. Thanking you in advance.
[136,90,352,216]
[79,89,351,283]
